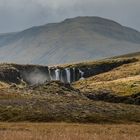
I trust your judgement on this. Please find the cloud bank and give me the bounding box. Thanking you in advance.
[0,0,139,33]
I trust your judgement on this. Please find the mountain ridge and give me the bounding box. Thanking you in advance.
[0,16,140,65]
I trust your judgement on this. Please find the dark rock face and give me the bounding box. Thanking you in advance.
[85,91,140,105]
[0,58,137,85]
[0,67,21,84]
[79,58,137,78]
[0,65,83,85]
[60,69,67,83]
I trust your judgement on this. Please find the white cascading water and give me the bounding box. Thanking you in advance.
[47,67,85,83]
[48,68,52,81]
[79,69,84,80]
[55,69,60,81]
[65,68,71,83]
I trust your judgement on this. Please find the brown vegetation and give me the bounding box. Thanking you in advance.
[0,123,140,140]
[73,53,140,104]
[0,52,140,123]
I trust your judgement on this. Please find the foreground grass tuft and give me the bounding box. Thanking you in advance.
[0,123,140,140]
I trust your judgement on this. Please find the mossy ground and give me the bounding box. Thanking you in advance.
[73,53,140,97]
[0,52,140,123]
[0,81,140,123]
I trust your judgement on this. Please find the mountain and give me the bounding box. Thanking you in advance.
[0,16,140,65]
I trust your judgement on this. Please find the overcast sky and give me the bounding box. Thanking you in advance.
[0,0,139,33]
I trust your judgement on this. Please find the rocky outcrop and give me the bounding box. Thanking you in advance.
[85,91,140,105]
[76,58,137,78]
[0,65,21,84]
[0,57,137,85]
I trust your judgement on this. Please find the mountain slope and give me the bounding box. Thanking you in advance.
[0,16,140,65]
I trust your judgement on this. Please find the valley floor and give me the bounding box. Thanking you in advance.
[0,122,140,140]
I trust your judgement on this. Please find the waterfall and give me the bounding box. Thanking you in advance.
[55,69,60,80]
[48,68,52,81]
[50,69,56,81]
[65,68,71,83]
[46,67,85,83]
[79,69,84,80]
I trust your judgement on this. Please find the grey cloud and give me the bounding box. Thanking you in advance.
[0,0,139,33]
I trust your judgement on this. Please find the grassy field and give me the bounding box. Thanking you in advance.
[0,61,139,123]
[0,123,140,140]
[73,54,140,98]
[0,52,140,139]
[75,75,140,96]
[0,82,140,123]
